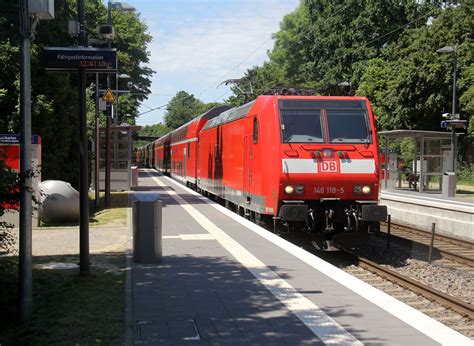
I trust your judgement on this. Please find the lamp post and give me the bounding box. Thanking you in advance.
[94,73,100,208]
[437,44,458,172]
[78,0,90,277]
[19,0,33,321]
[104,1,135,208]
[116,73,131,124]
[338,81,352,95]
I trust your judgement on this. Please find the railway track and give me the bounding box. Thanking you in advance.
[344,253,474,338]
[337,223,474,339]
[379,221,474,268]
[356,255,474,319]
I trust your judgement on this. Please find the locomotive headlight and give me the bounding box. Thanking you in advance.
[285,185,295,194]
[353,185,371,195]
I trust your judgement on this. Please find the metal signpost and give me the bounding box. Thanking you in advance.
[440,118,467,171]
[44,41,117,276]
[19,0,33,322]
[19,0,54,322]
[102,88,116,209]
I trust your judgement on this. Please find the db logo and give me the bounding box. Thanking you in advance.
[319,161,339,173]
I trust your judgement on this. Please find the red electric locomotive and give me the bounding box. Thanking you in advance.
[197,95,386,236]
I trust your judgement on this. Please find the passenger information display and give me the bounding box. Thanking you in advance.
[43,47,117,72]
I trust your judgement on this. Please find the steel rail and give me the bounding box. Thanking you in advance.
[358,256,474,319]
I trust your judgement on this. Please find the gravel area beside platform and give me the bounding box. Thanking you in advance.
[365,238,474,305]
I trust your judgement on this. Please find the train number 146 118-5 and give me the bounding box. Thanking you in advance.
[314,187,344,194]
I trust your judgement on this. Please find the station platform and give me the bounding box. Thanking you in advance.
[380,189,474,241]
[126,169,473,345]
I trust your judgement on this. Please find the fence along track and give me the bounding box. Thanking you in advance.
[380,222,474,267]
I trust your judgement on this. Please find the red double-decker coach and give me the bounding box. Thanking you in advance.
[164,106,230,187]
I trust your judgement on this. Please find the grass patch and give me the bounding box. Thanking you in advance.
[90,207,127,226]
[90,192,129,226]
[89,191,130,210]
[0,253,125,344]
[458,181,474,187]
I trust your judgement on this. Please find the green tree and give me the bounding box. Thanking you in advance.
[460,63,474,137]
[358,2,472,132]
[163,91,206,129]
[135,123,169,148]
[0,0,153,188]
[229,0,435,105]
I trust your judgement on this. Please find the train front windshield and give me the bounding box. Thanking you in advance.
[279,99,370,144]
[280,109,324,143]
[326,110,370,143]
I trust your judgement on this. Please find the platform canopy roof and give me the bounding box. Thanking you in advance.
[378,130,452,139]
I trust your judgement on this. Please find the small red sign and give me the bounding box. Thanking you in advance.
[319,160,339,173]
[0,145,20,171]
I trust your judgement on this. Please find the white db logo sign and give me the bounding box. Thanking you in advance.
[320,161,338,173]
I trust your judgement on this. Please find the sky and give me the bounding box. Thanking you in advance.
[121,0,300,126]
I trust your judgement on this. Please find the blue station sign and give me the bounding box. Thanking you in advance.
[0,134,41,144]
[440,119,467,129]
[0,134,20,144]
[44,47,117,72]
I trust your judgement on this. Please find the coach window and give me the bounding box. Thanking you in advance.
[253,117,259,144]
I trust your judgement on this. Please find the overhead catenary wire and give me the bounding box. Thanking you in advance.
[198,36,273,98]
[365,9,435,46]
[137,35,276,118]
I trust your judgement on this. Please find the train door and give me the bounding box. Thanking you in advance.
[183,146,187,181]
[215,126,223,196]
[164,140,170,174]
[151,142,155,168]
[243,116,254,201]
[243,135,250,199]
[196,141,200,184]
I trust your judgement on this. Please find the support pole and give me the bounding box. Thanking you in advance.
[386,214,391,249]
[450,46,457,174]
[18,0,32,321]
[78,0,89,276]
[94,73,100,208]
[105,1,112,208]
[428,223,436,264]
[105,110,111,208]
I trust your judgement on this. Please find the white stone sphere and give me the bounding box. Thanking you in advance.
[39,180,80,224]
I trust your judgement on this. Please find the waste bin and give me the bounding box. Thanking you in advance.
[442,171,456,197]
[130,166,138,188]
[131,192,162,263]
